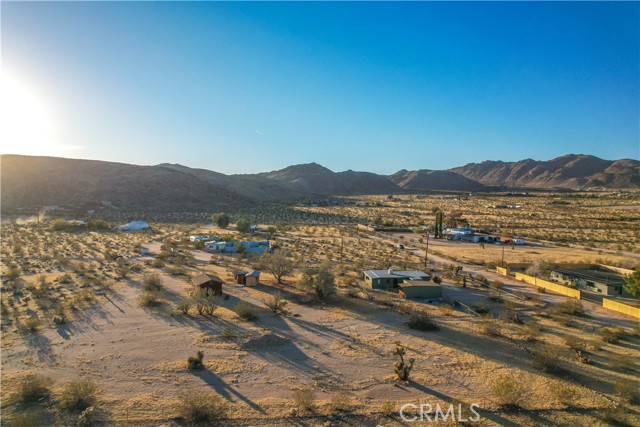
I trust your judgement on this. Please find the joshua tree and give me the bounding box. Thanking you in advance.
[393,342,414,382]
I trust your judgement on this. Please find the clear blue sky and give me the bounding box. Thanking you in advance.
[2,1,638,174]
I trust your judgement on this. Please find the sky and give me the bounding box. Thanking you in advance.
[1,1,638,174]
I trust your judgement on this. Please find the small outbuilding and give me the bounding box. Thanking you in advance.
[398,280,442,300]
[235,270,261,286]
[191,274,224,296]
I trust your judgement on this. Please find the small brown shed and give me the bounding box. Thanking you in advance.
[191,274,224,296]
[235,271,248,285]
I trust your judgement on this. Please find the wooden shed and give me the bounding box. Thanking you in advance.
[191,274,224,296]
[234,270,261,286]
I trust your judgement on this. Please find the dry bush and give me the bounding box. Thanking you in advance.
[330,392,354,412]
[380,400,396,417]
[550,381,578,406]
[18,317,42,334]
[550,300,585,316]
[491,373,528,410]
[407,310,438,331]
[174,391,228,423]
[142,273,163,291]
[480,318,501,336]
[292,388,316,411]
[138,289,163,307]
[615,380,639,404]
[57,379,99,412]
[532,346,564,373]
[15,374,52,403]
[234,302,257,321]
[599,326,626,344]
[265,293,288,313]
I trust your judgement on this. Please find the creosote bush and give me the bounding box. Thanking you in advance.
[16,374,52,403]
[175,391,228,423]
[407,310,438,331]
[58,379,99,412]
[142,273,163,291]
[265,292,288,313]
[292,388,316,411]
[234,302,257,321]
[599,326,626,344]
[491,373,527,410]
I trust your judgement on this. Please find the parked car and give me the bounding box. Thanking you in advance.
[396,244,405,249]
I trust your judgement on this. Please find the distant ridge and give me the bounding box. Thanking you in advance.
[1,154,637,212]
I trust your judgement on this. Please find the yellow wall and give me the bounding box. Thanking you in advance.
[496,266,509,276]
[514,272,581,299]
[603,298,640,319]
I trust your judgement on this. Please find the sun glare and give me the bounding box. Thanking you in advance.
[0,73,62,156]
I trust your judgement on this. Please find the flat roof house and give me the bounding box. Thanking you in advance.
[399,280,442,300]
[550,268,629,297]
[362,269,431,290]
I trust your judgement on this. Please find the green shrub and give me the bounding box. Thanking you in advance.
[15,374,52,403]
[58,379,99,411]
[491,373,527,410]
[187,351,204,370]
[177,300,191,315]
[407,310,438,331]
[175,391,227,423]
[234,302,257,321]
[265,293,288,313]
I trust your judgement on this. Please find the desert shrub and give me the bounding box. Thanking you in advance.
[292,388,315,411]
[380,400,395,417]
[177,300,191,315]
[490,280,503,289]
[7,408,50,427]
[58,379,99,411]
[18,316,42,334]
[142,273,163,291]
[432,275,442,284]
[550,382,578,406]
[473,302,490,314]
[138,289,163,307]
[480,318,501,336]
[76,406,95,427]
[407,310,438,331]
[532,347,563,373]
[221,328,239,340]
[609,354,634,372]
[599,326,626,344]
[187,351,204,370]
[551,300,585,316]
[15,374,52,403]
[59,273,73,284]
[491,373,527,410]
[168,265,187,276]
[265,293,288,313]
[615,380,639,404]
[52,305,67,325]
[563,336,587,351]
[175,391,228,423]
[4,264,21,283]
[488,290,503,303]
[330,392,353,411]
[234,302,257,321]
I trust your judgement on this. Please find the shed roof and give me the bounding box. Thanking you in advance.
[363,270,430,280]
[192,274,224,286]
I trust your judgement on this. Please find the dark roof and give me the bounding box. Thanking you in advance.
[192,274,224,286]
[235,270,248,275]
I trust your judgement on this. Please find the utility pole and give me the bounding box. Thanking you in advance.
[424,228,430,267]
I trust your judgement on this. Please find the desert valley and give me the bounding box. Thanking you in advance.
[1,154,639,427]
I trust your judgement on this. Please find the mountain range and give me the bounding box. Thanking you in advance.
[1,154,637,212]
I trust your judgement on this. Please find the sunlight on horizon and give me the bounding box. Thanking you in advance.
[0,72,78,156]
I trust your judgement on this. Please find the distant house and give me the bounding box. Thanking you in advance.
[116,220,150,232]
[550,268,629,297]
[235,270,261,286]
[204,240,270,254]
[191,274,224,296]
[190,235,213,242]
[399,280,442,300]
[362,269,431,290]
